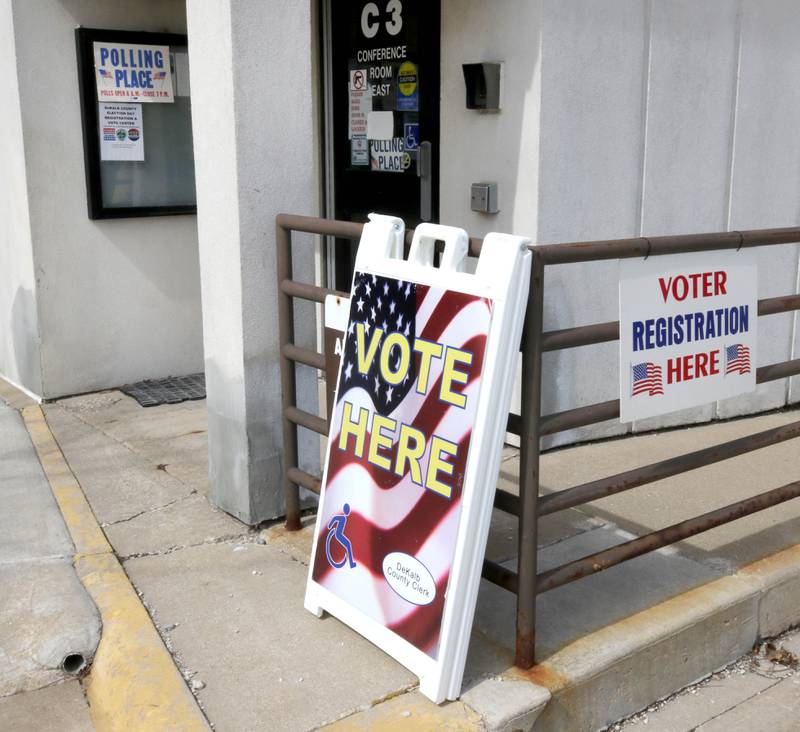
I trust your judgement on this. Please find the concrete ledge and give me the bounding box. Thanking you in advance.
[461,677,551,731]
[22,404,209,732]
[264,509,799,730]
[500,544,800,731]
[739,543,800,637]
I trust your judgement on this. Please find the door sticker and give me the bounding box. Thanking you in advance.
[396,61,418,111]
[350,68,368,91]
[349,88,371,139]
[370,138,410,172]
[404,123,419,151]
[351,136,368,166]
[367,111,394,140]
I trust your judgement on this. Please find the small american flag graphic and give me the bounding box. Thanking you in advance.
[311,271,491,659]
[631,362,664,396]
[725,344,751,375]
[153,71,167,80]
[97,68,113,79]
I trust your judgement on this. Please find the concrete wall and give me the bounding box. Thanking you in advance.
[0,0,41,396]
[440,0,543,435]
[7,0,203,398]
[187,0,320,523]
[440,0,800,446]
[440,0,543,241]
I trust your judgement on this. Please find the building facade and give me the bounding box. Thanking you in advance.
[2,0,799,523]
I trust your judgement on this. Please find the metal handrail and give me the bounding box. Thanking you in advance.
[276,214,800,669]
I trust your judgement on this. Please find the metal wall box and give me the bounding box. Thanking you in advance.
[462,62,502,111]
[471,182,499,213]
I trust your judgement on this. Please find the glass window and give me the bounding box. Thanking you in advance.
[76,28,197,219]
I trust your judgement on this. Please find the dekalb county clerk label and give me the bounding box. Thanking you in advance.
[310,271,492,659]
[619,249,757,422]
[382,552,436,606]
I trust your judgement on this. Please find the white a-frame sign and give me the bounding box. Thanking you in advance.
[305,214,531,703]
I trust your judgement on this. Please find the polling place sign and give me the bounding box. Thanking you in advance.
[93,42,174,102]
[305,215,530,703]
[619,250,757,422]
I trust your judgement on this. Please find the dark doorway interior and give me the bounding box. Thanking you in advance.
[327,0,441,289]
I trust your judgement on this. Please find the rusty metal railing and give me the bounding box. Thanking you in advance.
[277,213,800,668]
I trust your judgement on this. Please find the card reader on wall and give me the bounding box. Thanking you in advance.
[462,62,502,111]
[471,182,499,214]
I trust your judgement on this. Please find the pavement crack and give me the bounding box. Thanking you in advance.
[312,682,419,730]
[0,553,74,567]
[118,532,254,562]
[101,491,196,527]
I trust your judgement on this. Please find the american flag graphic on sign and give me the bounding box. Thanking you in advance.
[725,344,751,375]
[311,271,492,659]
[631,362,664,396]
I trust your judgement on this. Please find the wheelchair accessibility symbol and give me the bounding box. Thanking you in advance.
[325,503,357,569]
[404,123,420,152]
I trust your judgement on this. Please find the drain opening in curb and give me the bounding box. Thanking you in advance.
[62,653,86,674]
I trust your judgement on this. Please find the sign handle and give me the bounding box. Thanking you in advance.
[417,141,432,222]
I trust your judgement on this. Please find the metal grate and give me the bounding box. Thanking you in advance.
[120,373,206,407]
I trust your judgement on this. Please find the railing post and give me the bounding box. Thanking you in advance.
[515,250,545,668]
[276,219,301,531]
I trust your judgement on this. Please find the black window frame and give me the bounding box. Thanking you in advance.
[75,26,197,220]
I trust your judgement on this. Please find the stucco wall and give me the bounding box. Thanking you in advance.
[0,0,41,395]
[440,0,543,241]
[9,0,203,398]
[187,0,320,522]
[441,0,800,445]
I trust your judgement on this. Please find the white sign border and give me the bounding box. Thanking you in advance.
[305,215,531,703]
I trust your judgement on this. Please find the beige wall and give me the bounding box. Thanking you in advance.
[0,0,40,395]
[439,0,800,445]
[6,0,203,398]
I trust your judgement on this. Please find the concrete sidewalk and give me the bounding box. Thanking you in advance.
[0,398,100,699]
[0,679,94,731]
[616,627,800,731]
[7,383,800,730]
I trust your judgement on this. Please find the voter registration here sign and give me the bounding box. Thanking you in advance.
[619,249,757,423]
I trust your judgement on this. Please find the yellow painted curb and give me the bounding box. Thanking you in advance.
[323,693,481,731]
[77,552,209,731]
[22,406,111,557]
[22,405,209,732]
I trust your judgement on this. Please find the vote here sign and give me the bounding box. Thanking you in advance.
[311,271,489,640]
[305,215,530,703]
[619,250,757,422]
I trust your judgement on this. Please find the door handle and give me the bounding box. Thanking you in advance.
[416,141,432,222]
